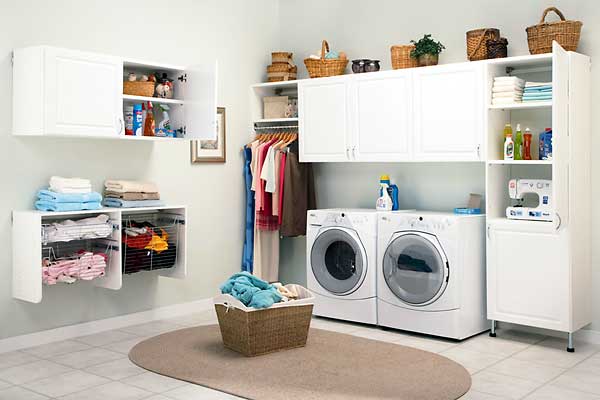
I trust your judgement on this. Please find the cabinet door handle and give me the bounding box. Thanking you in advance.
[477,144,481,159]
[352,146,356,159]
[487,225,491,239]
[118,117,123,135]
[346,148,350,159]
[554,212,562,231]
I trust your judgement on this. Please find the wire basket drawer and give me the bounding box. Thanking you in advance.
[122,212,183,274]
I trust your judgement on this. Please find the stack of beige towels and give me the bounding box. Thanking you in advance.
[102,180,164,208]
[491,76,525,105]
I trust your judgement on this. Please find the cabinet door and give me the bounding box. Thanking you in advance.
[299,79,350,162]
[413,64,484,161]
[44,47,123,137]
[184,61,218,139]
[487,224,570,331]
[351,72,412,162]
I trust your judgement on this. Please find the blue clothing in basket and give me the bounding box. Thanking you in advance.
[220,272,282,309]
[242,146,255,273]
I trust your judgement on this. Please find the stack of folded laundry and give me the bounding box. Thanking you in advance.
[523,81,552,102]
[491,76,525,105]
[103,180,164,208]
[35,176,102,212]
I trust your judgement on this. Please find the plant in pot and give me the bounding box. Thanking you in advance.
[410,34,445,66]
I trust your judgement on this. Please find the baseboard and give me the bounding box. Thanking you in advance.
[0,298,213,354]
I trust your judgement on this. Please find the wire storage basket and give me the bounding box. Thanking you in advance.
[121,212,183,274]
[41,239,115,285]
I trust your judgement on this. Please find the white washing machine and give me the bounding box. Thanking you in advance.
[377,211,488,339]
[306,209,379,325]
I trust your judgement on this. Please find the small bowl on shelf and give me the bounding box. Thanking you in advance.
[364,60,381,72]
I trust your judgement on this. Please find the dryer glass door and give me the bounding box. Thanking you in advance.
[383,233,448,305]
[311,228,365,295]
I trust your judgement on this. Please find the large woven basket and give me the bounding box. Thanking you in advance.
[526,7,582,54]
[466,28,500,61]
[214,284,314,357]
[123,81,155,97]
[304,40,348,78]
[391,45,419,69]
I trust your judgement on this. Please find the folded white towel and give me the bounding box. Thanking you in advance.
[49,176,92,194]
[493,87,524,93]
[493,92,523,99]
[104,180,159,194]
[494,76,525,85]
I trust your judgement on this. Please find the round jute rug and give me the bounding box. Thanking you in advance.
[129,324,471,400]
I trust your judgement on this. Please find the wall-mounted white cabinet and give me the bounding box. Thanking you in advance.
[412,63,483,161]
[298,63,484,162]
[12,46,217,141]
[12,206,187,303]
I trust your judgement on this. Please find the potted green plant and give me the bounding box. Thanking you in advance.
[410,34,445,66]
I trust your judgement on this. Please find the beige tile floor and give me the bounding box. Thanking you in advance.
[1,310,599,400]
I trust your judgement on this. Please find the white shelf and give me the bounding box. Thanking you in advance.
[122,94,184,105]
[254,117,298,124]
[252,80,300,89]
[488,101,552,110]
[487,160,553,165]
[118,135,186,142]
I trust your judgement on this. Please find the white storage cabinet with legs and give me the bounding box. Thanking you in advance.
[485,43,591,352]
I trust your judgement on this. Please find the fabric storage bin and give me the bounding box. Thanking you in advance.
[263,96,289,119]
[214,284,314,356]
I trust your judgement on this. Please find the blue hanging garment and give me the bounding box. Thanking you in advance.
[241,146,255,273]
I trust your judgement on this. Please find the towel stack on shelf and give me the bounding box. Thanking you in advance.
[523,81,552,102]
[491,76,525,105]
[42,251,107,285]
[35,176,102,212]
[103,180,164,208]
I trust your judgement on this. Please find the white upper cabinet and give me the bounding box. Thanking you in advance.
[299,77,350,162]
[12,46,217,141]
[44,47,123,137]
[412,63,484,161]
[351,71,412,162]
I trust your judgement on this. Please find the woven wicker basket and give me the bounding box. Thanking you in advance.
[272,52,293,65]
[526,7,582,54]
[466,28,500,61]
[267,64,297,82]
[214,285,314,357]
[390,45,419,69]
[487,38,508,59]
[123,81,155,97]
[304,40,348,78]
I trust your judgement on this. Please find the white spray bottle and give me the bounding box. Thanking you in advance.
[376,183,393,211]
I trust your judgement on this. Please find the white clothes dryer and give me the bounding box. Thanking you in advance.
[306,209,379,325]
[377,211,488,339]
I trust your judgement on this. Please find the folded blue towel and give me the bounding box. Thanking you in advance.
[524,88,552,93]
[35,200,102,212]
[524,85,552,91]
[102,198,165,208]
[523,94,552,100]
[37,189,102,203]
[220,272,283,309]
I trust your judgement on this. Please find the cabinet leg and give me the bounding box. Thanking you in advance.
[489,320,497,337]
[567,332,575,353]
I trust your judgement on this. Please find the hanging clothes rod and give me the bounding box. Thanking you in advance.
[254,124,299,130]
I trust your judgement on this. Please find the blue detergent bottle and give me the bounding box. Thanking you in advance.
[379,175,399,211]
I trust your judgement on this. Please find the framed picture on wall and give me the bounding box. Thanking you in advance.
[191,107,226,163]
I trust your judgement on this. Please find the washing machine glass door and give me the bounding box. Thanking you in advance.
[311,227,366,295]
[383,232,448,306]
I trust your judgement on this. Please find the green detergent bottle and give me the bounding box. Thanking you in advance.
[514,124,523,160]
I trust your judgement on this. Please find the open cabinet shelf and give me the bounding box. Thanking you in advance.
[12,205,187,303]
[122,94,185,105]
[488,101,552,110]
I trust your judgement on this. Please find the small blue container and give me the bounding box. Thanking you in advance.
[132,104,143,136]
[454,208,482,215]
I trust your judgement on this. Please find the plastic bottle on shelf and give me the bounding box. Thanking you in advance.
[132,104,143,136]
[503,124,514,161]
[523,128,532,160]
[376,182,393,211]
[378,175,399,211]
[143,102,155,137]
[514,124,523,160]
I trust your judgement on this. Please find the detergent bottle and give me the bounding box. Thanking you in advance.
[376,182,393,211]
[379,175,399,211]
